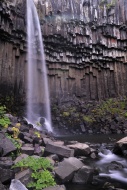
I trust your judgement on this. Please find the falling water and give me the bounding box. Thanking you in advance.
[26,0,52,132]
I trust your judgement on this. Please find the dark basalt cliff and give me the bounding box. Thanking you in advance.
[0,0,127,107]
[0,0,26,107]
[40,0,127,102]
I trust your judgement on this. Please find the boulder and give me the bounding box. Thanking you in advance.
[54,157,84,182]
[34,144,43,156]
[0,181,7,190]
[5,114,17,123]
[0,133,17,156]
[43,185,66,190]
[14,154,29,164]
[67,143,91,156]
[107,161,123,171]
[46,154,59,166]
[53,141,65,146]
[0,167,14,183]
[44,142,74,158]
[103,182,125,190]
[9,179,28,190]
[0,157,13,169]
[15,169,31,186]
[21,146,34,156]
[113,137,127,156]
[72,165,94,184]
[43,138,53,145]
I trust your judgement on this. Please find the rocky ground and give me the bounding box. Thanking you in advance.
[0,114,127,190]
[52,98,127,135]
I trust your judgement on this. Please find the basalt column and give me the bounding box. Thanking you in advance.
[36,0,127,102]
[0,0,127,107]
[0,0,26,108]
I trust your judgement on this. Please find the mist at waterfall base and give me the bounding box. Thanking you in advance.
[26,0,52,132]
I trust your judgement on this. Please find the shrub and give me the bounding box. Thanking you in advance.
[83,115,94,123]
[63,112,70,117]
[0,105,11,127]
[12,156,56,190]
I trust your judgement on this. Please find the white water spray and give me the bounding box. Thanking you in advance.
[26,0,52,132]
[97,149,127,184]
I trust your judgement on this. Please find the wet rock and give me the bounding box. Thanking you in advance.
[107,161,123,171]
[45,142,74,158]
[72,165,94,184]
[102,182,125,190]
[9,179,28,190]
[0,133,17,156]
[113,136,127,156]
[90,152,97,159]
[67,143,91,156]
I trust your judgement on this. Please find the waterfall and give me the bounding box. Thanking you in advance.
[26,0,52,132]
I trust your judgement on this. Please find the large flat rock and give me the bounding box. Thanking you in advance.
[67,143,91,156]
[54,157,84,182]
[44,142,74,158]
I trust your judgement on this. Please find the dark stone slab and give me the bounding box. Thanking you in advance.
[0,133,16,156]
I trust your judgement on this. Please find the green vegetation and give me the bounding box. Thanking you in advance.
[34,131,41,138]
[0,105,11,128]
[93,98,126,117]
[82,115,94,124]
[12,156,56,190]
[100,0,116,10]
[7,134,21,150]
[6,134,22,158]
[63,111,70,117]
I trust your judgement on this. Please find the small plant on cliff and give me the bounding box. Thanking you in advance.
[62,111,70,117]
[0,105,10,128]
[99,0,116,10]
[83,115,94,124]
[12,156,56,190]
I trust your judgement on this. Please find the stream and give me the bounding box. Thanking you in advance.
[56,134,127,190]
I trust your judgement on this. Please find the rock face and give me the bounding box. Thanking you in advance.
[0,0,26,107]
[0,0,127,105]
[40,0,127,102]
